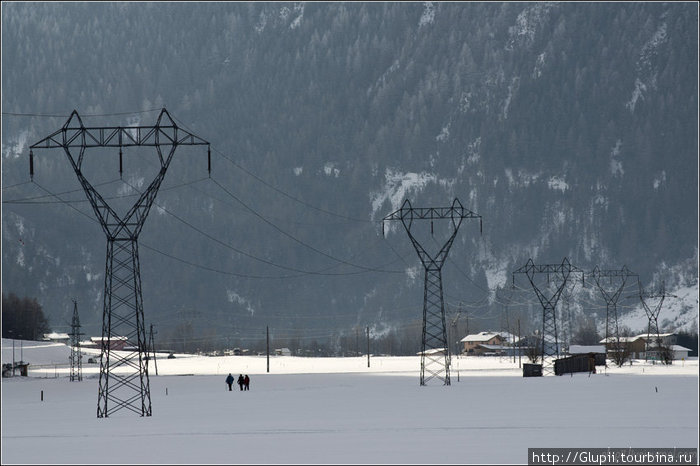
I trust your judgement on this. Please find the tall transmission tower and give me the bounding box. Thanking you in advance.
[383,198,482,386]
[29,109,209,417]
[636,280,678,362]
[512,258,584,375]
[69,299,84,382]
[587,266,638,365]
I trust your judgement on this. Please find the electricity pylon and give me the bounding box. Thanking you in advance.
[29,109,209,417]
[383,198,482,386]
[588,266,638,365]
[512,258,584,375]
[69,299,84,382]
[636,280,678,363]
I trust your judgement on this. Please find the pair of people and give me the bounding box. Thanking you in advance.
[226,373,250,391]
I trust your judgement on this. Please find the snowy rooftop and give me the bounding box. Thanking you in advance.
[460,331,503,342]
[42,332,69,340]
[600,336,646,343]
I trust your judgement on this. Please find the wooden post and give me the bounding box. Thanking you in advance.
[518,318,522,369]
[366,326,370,368]
[41,390,43,401]
[266,326,270,373]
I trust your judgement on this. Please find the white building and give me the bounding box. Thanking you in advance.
[671,345,691,360]
[42,332,70,343]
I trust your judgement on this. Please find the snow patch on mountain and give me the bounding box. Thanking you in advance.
[501,76,520,121]
[436,124,450,142]
[618,250,699,333]
[227,290,256,316]
[290,3,304,30]
[504,168,542,189]
[323,162,340,178]
[653,171,666,189]
[506,2,557,50]
[626,22,667,113]
[2,129,28,160]
[532,52,546,79]
[419,2,435,27]
[548,176,568,193]
[370,168,438,222]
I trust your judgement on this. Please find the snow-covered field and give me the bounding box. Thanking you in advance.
[2,339,698,464]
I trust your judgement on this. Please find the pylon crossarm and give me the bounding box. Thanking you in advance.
[29,116,209,151]
[383,201,481,223]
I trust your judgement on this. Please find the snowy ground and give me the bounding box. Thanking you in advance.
[2,339,698,464]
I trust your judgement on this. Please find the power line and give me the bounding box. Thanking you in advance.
[1,180,33,190]
[2,179,122,203]
[209,176,403,275]
[2,108,162,118]
[122,179,402,277]
[170,114,372,224]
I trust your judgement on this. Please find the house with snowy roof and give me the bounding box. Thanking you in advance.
[460,332,505,355]
[599,335,646,358]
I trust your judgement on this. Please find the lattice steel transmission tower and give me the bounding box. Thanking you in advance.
[587,266,638,365]
[636,280,677,362]
[69,299,84,382]
[512,258,583,375]
[383,198,481,385]
[29,109,210,417]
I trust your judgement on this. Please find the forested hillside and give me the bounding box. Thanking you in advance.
[2,2,697,352]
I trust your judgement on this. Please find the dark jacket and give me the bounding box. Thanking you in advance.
[226,374,234,385]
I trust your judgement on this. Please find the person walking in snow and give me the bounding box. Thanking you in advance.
[237,374,245,391]
[243,374,250,391]
[226,373,234,391]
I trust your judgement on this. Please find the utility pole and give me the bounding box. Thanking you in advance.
[383,198,482,386]
[266,326,270,373]
[512,258,584,375]
[69,300,84,382]
[367,326,370,368]
[29,109,210,417]
[148,324,158,376]
[12,335,15,377]
[450,311,461,358]
[517,318,521,369]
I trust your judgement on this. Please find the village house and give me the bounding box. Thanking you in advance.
[599,336,647,359]
[87,336,129,351]
[600,333,680,359]
[460,332,505,355]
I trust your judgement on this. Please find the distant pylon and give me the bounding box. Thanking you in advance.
[512,258,584,375]
[69,299,84,382]
[588,266,638,366]
[636,280,678,363]
[383,198,482,386]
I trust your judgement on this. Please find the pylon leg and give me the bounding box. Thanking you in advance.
[97,238,151,417]
[420,269,451,385]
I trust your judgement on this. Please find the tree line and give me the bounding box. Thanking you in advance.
[2,293,51,340]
